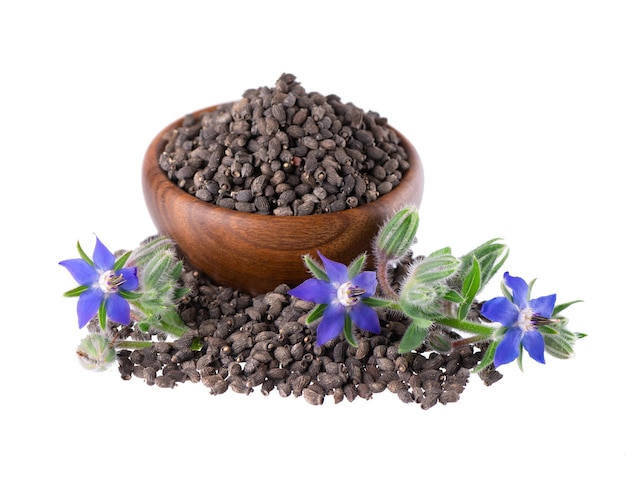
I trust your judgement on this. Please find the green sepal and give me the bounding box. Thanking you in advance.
[113,250,132,270]
[303,254,329,281]
[473,340,497,373]
[98,300,107,330]
[305,303,326,324]
[137,321,151,333]
[538,324,560,335]
[347,252,367,279]
[500,279,513,302]
[63,285,89,297]
[361,296,396,308]
[526,278,537,299]
[169,260,184,282]
[343,316,358,348]
[516,344,524,371]
[173,286,190,301]
[398,320,430,354]
[553,299,583,316]
[77,240,94,267]
[118,289,143,301]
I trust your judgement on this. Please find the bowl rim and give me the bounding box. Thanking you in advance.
[144,103,424,225]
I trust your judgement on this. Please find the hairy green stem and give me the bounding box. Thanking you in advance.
[435,317,496,337]
[377,260,399,301]
[115,340,155,350]
[451,334,493,348]
[114,337,203,351]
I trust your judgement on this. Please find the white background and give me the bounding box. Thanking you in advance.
[2,1,624,475]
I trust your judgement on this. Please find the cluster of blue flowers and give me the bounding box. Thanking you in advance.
[61,209,583,374]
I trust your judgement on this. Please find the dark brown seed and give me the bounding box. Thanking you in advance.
[288,373,311,396]
[303,387,325,405]
[274,346,293,366]
[155,375,177,389]
[261,379,275,396]
[228,376,252,395]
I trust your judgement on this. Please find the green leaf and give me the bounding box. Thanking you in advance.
[458,239,508,294]
[458,256,481,320]
[398,320,430,354]
[77,240,94,267]
[113,250,132,270]
[442,290,464,303]
[305,303,326,324]
[553,299,583,316]
[63,285,89,297]
[303,254,329,281]
[98,300,107,330]
[461,256,481,301]
[343,316,358,348]
[347,252,367,279]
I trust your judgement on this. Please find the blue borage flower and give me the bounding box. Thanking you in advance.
[289,252,381,346]
[60,236,139,329]
[481,272,556,368]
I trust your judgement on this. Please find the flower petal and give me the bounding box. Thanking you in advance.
[529,294,556,318]
[504,272,529,309]
[481,297,519,327]
[318,252,348,286]
[350,302,380,334]
[76,288,103,328]
[289,278,335,304]
[59,258,98,286]
[351,271,377,297]
[105,294,132,326]
[119,267,139,291]
[521,329,546,364]
[316,303,346,345]
[92,236,115,271]
[494,326,523,367]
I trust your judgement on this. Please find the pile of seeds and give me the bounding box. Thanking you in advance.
[113,254,503,409]
[158,73,410,216]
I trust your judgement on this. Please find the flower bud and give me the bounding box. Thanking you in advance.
[375,205,419,262]
[76,334,116,371]
[543,330,577,360]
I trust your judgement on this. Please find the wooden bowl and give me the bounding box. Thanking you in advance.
[142,104,424,295]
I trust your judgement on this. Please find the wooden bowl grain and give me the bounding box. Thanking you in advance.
[142,104,425,295]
